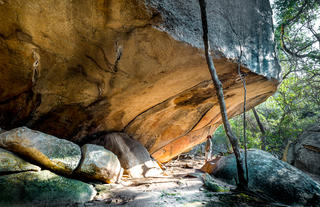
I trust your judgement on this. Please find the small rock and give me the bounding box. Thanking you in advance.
[90,132,163,178]
[75,144,122,183]
[0,170,96,206]
[144,166,163,177]
[0,127,81,175]
[200,157,221,174]
[0,147,41,173]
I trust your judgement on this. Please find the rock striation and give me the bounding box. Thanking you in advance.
[0,0,280,162]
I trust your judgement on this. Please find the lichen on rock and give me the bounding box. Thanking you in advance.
[0,127,81,175]
[0,147,41,173]
[75,144,122,183]
[0,170,96,206]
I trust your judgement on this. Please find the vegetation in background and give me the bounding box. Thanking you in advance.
[212,0,320,158]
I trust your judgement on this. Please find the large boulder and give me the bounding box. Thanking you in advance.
[212,149,320,205]
[0,0,280,162]
[90,132,163,178]
[75,144,122,183]
[0,147,41,173]
[287,125,320,178]
[0,170,96,206]
[0,127,81,175]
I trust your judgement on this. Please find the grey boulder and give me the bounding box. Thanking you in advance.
[292,125,320,176]
[212,149,320,205]
[75,144,122,183]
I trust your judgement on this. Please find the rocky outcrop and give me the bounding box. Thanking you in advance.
[0,127,81,175]
[75,144,122,183]
[90,132,163,178]
[285,125,320,178]
[212,149,320,205]
[0,170,96,206]
[0,0,280,162]
[0,147,41,173]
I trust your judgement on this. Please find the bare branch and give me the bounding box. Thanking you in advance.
[252,108,266,150]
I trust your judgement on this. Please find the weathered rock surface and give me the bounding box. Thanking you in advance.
[0,127,81,175]
[212,149,320,205]
[90,132,163,178]
[0,0,280,162]
[75,144,122,183]
[0,170,96,206]
[286,125,320,177]
[0,147,41,173]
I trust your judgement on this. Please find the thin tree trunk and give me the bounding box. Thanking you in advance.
[237,52,249,183]
[252,108,266,150]
[198,0,247,189]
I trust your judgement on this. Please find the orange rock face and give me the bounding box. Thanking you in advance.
[200,158,221,174]
[0,0,280,162]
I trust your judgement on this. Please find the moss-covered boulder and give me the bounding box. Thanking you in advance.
[75,144,122,183]
[0,170,96,206]
[0,127,81,175]
[212,149,320,205]
[0,147,40,173]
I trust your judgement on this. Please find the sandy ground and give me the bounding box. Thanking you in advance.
[75,156,285,207]
[78,156,221,207]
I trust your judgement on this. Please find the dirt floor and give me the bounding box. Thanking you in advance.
[73,156,285,207]
[81,156,211,207]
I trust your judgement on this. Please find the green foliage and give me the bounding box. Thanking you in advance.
[207,0,320,159]
[267,0,320,156]
[213,89,319,158]
[210,0,320,158]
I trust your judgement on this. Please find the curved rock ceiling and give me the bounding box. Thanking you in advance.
[0,0,280,162]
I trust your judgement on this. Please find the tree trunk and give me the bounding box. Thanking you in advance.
[198,0,247,189]
[237,53,249,183]
[252,108,266,150]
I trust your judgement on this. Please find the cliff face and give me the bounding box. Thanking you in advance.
[0,0,280,162]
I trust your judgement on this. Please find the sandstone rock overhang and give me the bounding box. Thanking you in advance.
[0,0,280,163]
